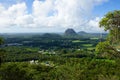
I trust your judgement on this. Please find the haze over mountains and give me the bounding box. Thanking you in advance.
[64,28,77,36]
[63,28,107,38]
[0,28,107,39]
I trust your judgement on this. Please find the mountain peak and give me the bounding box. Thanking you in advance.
[64,28,77,36]
[78,31,87,34]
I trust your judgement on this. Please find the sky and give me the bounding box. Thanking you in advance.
[0,0,120,33]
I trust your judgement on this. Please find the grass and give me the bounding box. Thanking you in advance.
[82,44,93,47]
[95,59,115,63]
[72,40,85,43]
[87,47,95,50]
[90,37,99,40]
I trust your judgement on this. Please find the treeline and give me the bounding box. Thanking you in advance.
[0,58,120,80]
[2,36,102,50]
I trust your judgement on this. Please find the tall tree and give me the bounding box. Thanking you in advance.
[99,10,120,44]
[0,37,4,45]
[0,37,4,65]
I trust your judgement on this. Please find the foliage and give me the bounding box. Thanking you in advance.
[95,41,110,54]
[0,37,4,65]
[0,58,120,80]
[98,10,120,58]
[99,10,120,44]
[0,63,32,80]
[2,46,40,62]
[0,49,6,65]
[0,37,4,45]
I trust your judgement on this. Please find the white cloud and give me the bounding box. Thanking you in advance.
[0,2,27,27]
[87,17,104,32]
[0,0,108,32]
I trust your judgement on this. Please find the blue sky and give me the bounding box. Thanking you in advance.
[93,0,120,17]
[0,0,120,33]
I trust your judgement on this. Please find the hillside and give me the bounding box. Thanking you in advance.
[64,28,77,36]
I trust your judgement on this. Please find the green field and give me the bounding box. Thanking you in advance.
[82,44,93,47]
[87,47,95,50]
[72,40,85,43]
[90,37,99,40]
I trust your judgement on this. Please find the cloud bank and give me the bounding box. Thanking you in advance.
[0,0,108,32]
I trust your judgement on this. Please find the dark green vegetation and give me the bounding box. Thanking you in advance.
[0,32,104,62]
[99,10,120,44]
[1,32,105,50]
[96,10,120,58]
[1,58,120,80]
[0,10,120,80]
[0,37,4,65]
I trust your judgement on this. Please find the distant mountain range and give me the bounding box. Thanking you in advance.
[0,28,107,39]
[64,28,107,38]
[78,31,87,34]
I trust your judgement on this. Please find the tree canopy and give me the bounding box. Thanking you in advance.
[0,37,4,65]
[0,37,4,45]
[99,10,120,44]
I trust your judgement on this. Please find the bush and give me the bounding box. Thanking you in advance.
[95,41,110,54]
[0,63,32,80]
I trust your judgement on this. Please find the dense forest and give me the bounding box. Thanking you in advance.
[0,10,120,80]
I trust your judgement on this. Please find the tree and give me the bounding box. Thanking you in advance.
[99,10,120,44]
[0,63,32,80]
[95,41,120,58]
[0,37,4,45]
[95,41,110,54]
[0,37,4,65]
